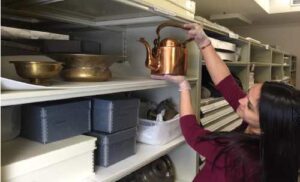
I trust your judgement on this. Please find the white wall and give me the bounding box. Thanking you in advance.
[231,23,300,89]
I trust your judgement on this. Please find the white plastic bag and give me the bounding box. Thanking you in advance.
[137,114,182,145]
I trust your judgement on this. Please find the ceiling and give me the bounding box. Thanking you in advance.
[194,0,300,27]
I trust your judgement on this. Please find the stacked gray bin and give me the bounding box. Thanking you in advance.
[88,127,137,167]
[91,96,140,167]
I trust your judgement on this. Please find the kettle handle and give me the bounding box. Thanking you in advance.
[155,22,194,46]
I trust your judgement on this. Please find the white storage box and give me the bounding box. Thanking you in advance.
[137,115,182,145]
[209,37,236,52]
[167,0,196,13]
[216,51,237,62]
[1,135,96,182]
[132,0,195,19]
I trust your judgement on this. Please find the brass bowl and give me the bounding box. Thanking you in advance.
[10,61,63,85]
[47,54,124,81]
[61,67,112,82]
[48,54,124,68]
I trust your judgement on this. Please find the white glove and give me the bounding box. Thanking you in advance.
[184,23,211,49]
[151,75,191,91]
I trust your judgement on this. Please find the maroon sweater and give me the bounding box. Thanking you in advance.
[180,75,259,182]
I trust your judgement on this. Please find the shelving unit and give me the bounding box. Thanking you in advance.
[1,1,201,181]
[272,50,284,64]
[283,55,292,83]
[250,43,272,64]
[1,0,297,181]
[291,56,297,86]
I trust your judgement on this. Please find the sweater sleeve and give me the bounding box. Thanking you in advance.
[215,75,246,111]
[180,114,222,159]
[216,75,248,131]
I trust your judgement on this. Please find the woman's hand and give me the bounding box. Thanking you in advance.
[184,23,211,49]
[185,23,231,85]
[151,75,191,91]
[152,74,194,115]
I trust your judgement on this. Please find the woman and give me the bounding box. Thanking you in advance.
[152,23,300,182]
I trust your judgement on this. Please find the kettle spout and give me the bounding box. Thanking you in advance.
[139,38,159,71]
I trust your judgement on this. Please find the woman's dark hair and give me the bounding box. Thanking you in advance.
[199,81,300,182]
[259,81,300,182]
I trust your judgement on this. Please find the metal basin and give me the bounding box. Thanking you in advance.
[48,54,124,81]
[10,61,63,85]
[62,67,112,82]
[48,54,124,68]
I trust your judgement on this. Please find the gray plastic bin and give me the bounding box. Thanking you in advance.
[88,127,137,167]
[92,97,140,133]
[21,99,91,144]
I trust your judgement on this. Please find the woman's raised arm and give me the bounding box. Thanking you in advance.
[184,23,231,85]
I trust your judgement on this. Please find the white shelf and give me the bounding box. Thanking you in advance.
[250,62,271,66]
[202,61,249,67]
[200,99,229,114]
[271,63,283,66]
[200,97,223,105]
[205,113,240,131]
[1,77,197,106]
[94,136,185,182]
[201,106,234,126]
[220,119,243,131]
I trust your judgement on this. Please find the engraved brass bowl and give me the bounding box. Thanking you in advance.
[48,54,123,68]
[62,67,112,82]
[48,54,124,82]
[10,61,63,85]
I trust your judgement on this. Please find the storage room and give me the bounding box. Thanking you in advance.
[1,0,299,182]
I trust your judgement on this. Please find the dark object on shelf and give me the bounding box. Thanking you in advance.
[232,72,243,90]
[202,67,221,97]
[136,155,175,182]
[10,60,63,85]
[156,99,178,121]
[201,86,211,99]
[1,106,21,142]
[1,40,40,56]
[80,40,101,54]
[42,40,101,54]
[117,155,175,182]
[21,99,91,144]
[146,98,178,121]
[87,127,137,167]
[2,39,101,54]
[202,67,243,97]
[92,96,140,133]
[42,40,81,53]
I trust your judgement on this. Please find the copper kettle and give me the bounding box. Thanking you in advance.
[139,22,193,75]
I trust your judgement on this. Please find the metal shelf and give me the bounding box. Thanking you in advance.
[202,61,249,67]
[1,77,197,106]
